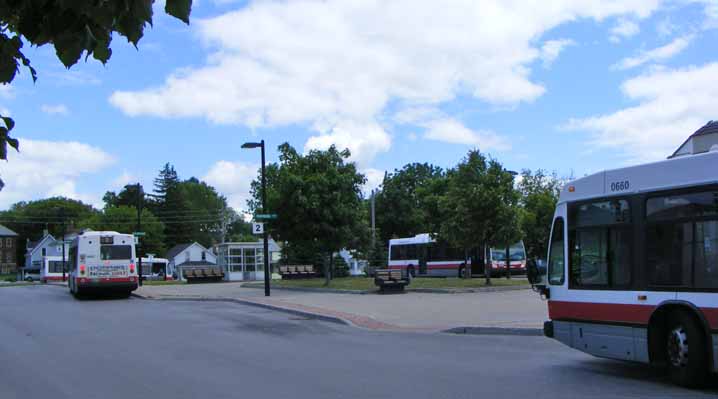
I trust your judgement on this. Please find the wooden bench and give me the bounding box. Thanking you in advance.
[374,269,409,293]
[182,266,224,283]
[279,265,316,279]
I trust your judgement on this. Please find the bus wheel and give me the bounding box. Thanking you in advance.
[407,266,415,278]
[665,312,708,388]
[457,266,464,278]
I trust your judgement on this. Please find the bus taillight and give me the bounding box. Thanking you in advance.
[80,264,86,276]
[129,264,135,274]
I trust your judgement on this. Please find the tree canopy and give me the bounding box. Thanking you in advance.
[79,205,166,255]
[251,143,367,284]
[518,169,562,260]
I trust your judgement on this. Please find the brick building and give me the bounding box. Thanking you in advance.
[0,225,18,274]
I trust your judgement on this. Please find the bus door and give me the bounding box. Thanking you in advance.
[418,245,428,275]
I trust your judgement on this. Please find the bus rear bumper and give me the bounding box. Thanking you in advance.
[77,277,138,292]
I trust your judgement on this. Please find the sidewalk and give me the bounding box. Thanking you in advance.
[134,282,548,333]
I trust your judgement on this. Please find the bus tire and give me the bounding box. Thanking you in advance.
[665,311,708,388]
[457,265,464,278]
[407,266,415,278]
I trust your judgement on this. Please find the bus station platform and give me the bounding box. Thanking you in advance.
[134,282,548,333]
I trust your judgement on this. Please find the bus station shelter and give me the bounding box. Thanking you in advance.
[215,240,280,281]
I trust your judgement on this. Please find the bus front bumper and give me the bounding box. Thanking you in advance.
[543,321,554,338]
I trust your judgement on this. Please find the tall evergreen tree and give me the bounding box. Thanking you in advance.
[152,163,180,202]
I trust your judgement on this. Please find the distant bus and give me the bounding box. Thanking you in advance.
[67,231,139,298]
[388,234,469,277]
[40,255,66,283]
[140,257,171,280]
[486,241,527,276]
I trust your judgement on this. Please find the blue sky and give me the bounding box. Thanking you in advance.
[1,0,718,211]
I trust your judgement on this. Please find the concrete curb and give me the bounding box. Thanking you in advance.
[241,283,530,295]
[443,326,543,336]
[131,293,351,326]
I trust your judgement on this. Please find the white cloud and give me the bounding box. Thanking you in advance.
[40,104,69,116]
[0,138,115,209]
[0,84,14,100]
[565,62,718,162]
[110,0,665,165]
[423,118,510,151]
[612,35,694,70]
[111,171,138,189]
[610,18,641,42]
[362,168,385,197]
[304,122,391,168]
[202,160,258,212]
[539,39,575,68]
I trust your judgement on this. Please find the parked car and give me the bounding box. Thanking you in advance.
[24,273,41,282]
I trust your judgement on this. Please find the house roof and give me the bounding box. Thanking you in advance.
[0,224,18,236]
[166,243,193,260]
[26,234,57,255]
[670,120,718,158]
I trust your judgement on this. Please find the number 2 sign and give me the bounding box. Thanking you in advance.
[252,222,264,235]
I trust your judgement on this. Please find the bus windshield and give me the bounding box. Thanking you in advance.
[101,245,132,260]
[491,244,526,261]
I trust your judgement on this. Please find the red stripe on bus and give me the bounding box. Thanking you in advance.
[549,301,718,330]
[389,264,464,270]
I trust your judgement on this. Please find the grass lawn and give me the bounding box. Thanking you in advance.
[0,273,17,282]
[265,276,528,291]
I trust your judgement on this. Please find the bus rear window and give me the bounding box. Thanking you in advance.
[101,245,132,260]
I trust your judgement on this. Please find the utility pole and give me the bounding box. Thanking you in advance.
[61,211,66,283]
[371,189,376,244]
[136,183,143,287]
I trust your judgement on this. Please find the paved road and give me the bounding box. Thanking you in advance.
[1,285,716,399]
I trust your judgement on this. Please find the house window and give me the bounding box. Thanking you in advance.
[185,252,190,262]
[5,238,11,248]
[0,239,3,249]
[42,248,47,256]
[202,251,206,261]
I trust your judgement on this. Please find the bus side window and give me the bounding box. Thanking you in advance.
[548,218,565,285]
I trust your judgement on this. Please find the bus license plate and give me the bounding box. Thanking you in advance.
[88,265,127,278]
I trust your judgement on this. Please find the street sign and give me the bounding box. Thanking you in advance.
[133,232,146,237]
[255,213,278,220]
[252,222,265,235]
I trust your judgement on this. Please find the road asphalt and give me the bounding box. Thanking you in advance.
[1,285,716,399]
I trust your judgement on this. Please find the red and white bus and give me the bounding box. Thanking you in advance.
[67,231,139,298]
[40,255,66,283]
[388,234,469,277]
[534,149,718,387]
[487,241,527,276]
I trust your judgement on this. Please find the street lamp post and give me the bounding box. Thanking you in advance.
[505,170,518,280]
[242,140,270,297]
[136,183,143,287]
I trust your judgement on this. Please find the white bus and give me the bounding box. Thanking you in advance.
[388,234,469,277]
[532,149,718,387]
[140,257,171,280]
[487,241,527,276]
[67,231,139,298]
[40,255,66,283]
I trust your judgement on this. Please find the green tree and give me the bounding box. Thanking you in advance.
[0,0,193,167]
[250,143,366,286]
[102,184,144,209]
[374,163,445,242]
[176,177,228,247]
[151,163,180,204]
[518,169,562,261]
[0,197,98,263]
[438,150,517,284]
[79,206,166,256]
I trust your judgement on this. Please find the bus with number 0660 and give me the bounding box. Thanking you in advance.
[67,231,139,298]
[529,146,718,388]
